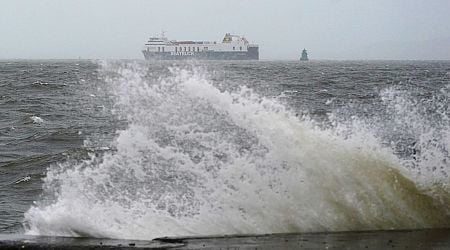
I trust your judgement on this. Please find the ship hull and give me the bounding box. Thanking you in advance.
[142,47,259,60]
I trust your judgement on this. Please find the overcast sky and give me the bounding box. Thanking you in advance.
[1,0,449,60]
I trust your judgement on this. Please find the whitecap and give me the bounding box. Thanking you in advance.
[15,176,31,184]
[31,116,44,124]
[33,81,49,85]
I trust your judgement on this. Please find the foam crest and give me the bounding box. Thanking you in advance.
[24,62,450,240]
[30,116,44,124]
[380,86,449,184]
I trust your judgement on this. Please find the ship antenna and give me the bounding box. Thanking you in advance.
[161,30,166,38]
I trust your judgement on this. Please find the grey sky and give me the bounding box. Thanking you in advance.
[1,0,449,60]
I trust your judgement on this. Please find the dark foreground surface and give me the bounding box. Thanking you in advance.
[1,229,450,250]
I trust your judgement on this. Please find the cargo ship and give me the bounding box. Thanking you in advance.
[142,33,259,60]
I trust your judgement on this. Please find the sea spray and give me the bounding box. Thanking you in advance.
[329,83,449,187]
[380,86,449,183]
[24,62,450,240]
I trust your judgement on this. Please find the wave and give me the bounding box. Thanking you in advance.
[23,61,450,240]
[30,116,44,124]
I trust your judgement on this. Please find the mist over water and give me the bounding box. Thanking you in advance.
[18,61,449,240]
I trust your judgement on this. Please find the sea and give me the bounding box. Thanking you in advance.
[0,60,449,240]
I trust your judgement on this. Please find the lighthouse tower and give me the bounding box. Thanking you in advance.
[300,48,309,61]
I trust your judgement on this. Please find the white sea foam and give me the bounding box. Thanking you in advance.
[15,176,31,184]
[33,81,49,85]
[24,62,450,240]
[378,86,450,184]
[30,116,44,124]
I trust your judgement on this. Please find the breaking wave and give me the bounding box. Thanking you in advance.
[24,62,450,240]
[30,116,44,124]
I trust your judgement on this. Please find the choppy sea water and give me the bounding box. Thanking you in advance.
[0,60,449,240]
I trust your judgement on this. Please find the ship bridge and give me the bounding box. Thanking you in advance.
[222,33,249,44]
[145,36,170,46]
